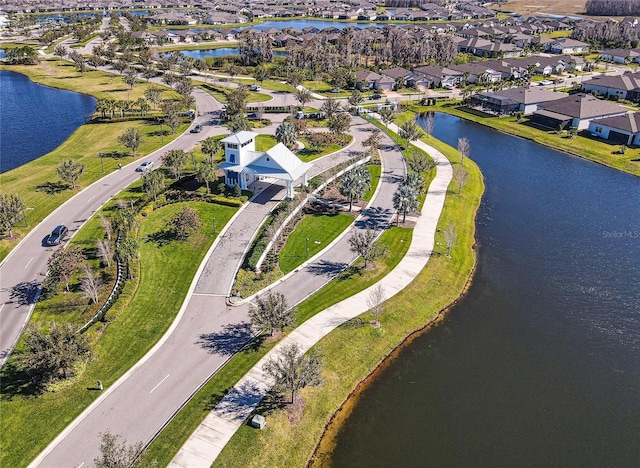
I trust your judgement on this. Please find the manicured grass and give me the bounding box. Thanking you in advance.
[406,102,640,177]
[0,119,188,261]
[213,129,483,468]
[0,201,236,467]
[362,164,381,202]
[297,136,353,162]
[236,78,296,93]
[198,83,272,103]
[158,41,239,52]
[279,213,354,274]
[255,134,277,152]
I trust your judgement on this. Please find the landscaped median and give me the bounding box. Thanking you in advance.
[142,127,483,467]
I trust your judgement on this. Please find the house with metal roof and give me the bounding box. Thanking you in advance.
[218,131,312,199]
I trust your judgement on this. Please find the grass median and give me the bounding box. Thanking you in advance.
[0,200,236,467]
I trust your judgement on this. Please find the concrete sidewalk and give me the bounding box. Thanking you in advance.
[169,120,453,467]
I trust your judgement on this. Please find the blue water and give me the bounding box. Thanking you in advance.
[330,113,640,467]
[180,48,286,59]
[0,50,5,58]
[0,71,96,173]
[174,19,386,35]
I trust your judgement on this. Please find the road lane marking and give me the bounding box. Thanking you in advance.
[78,463,84,467]
[149,374,170,394]
[24,258,33,269]
[0,303,4,313]
[87,195,95,201]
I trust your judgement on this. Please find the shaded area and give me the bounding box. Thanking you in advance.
[304,260,348,277]
[9,280,40,306]
[197,322,253,356]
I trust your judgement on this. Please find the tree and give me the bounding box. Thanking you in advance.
[117,128,143,156]
[407,149,435,174]
[452,166,469,195]
[80,264,102,304]
[328,113,351,135]
[402,171,425,194]
[254,65,268,85]
[378,106,396,130]
[144,86,161,110]
[348,228,388,269]
[457,137,471,163]
[294,88,312,107]
[363,128,382,152]
[57,159,85,189]
[348,90,364,108]
[54,44,68,58]
[142,170,165,202]
[201,137,221,164]
[68,50,86,73]
[167,206,203,241]
[0,192,26,237]
[321,99,340,119]
[367,284,386,327]
[122,68,138,93]
[162,149,188,180]
[195,162,216,194]
[393,185,419,223]
[226,113,251,133]
[16,322,92,385]
[115,238,139,279]
[94,431,157,468]
[97,239,112,268]
[262,343,323,404]
[225,86,249,117]
[422,112,435,138]
[44,246,87,293]
[99,214,113,240]
[248,291,296,337]
[398,119,422,143]
[275,121,298,149]
[339,165,371,211]
[111,208,137,238]
[165,110,182,134]
[443,224,457,257]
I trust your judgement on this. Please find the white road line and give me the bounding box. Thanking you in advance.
[24,257,33,269]
[0,303,4,313]
[149,374,170,394]
[78,462,84,468]
[87,195,95,201]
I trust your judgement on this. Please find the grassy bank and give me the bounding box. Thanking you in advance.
[0,61,186,261]
[210,135,483,466]
[0,199,236,467]
[406,101,640,177]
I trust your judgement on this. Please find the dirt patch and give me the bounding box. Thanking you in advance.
[490,0,587,16]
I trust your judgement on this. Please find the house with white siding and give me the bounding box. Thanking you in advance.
[589,112,640,146]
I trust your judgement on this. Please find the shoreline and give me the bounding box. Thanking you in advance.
[308,201,482,467]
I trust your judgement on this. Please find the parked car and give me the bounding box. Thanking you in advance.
[331,88,341,93]
[190,124,202,133]
[369,93,382,100]
[136,161,154,172]
[47,224,68,246]
[249,84,261,91]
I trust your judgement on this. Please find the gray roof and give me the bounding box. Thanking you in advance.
[493,86,566,105]
[540,93,626,119]
[592,112,640,133]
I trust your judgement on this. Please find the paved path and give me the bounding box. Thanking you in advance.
[29,116,393,467]
[169,118,453,467]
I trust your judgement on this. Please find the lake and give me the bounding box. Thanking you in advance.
[329,113,640,467]
[180,48,286,59]
[0,71,96,173]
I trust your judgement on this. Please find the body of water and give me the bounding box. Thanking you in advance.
[329,113,640,467]
[180,48,286,59]
[0,71,96,173]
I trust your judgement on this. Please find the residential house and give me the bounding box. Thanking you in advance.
[531,93,628,130]
[600,48,640,64]
[582,73,640,101]
[469,86,566,115]
[413,65,464,88]
[548,38,589,55]
[589,112,640,145]
[380,67,413,89]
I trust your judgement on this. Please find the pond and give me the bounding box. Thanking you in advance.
[0,71,96,173]
[180,48,286,59]
[328,113,640,467]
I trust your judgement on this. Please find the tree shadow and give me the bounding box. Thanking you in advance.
[357,206,393,230]
[0,362,42,400]
[145,229,173,247]
[98,150,129,160]
[197,322,254,356]
[148,129,170,138]
[215,380,273,422]
[304,260,348,277]
[339,317,366,329]
[251,390,287,418]
[336,265,362,282]
[9,280,40,306]
[36,181,69,195]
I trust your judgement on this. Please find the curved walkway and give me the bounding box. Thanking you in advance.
[169,119,453,467]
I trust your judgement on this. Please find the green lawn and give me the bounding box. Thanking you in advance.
[279,213,354,274]
[236,78,296,93]
[198,83,272,103]
[0,201,236,467]
[362,164,381,202]
[255,134,277,151]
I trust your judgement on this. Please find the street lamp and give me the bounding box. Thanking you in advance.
[306,237,309,259]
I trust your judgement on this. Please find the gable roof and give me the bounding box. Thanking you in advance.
[248,143,313,181]
[493,86,566,105]
[592,112,640,133]
[540,93,626,119]
[221,131,258,144]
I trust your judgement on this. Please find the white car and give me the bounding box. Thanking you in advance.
[136,161,154,172]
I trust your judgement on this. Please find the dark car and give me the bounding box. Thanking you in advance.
[369,93,382,100]
[47,225,68,246]
[190,124,202,133]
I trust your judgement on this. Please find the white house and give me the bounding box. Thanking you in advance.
[219,131,313,199]
[589,112,640,146]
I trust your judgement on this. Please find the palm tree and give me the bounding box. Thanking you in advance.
[402,172,425,194]
[392,185,418,223]
[398,119,422,144]
[201,137,221,164]
[275,121,298,149]
[196,162,217,193]
[142,170,165,202]
[115,238,139,279]
[363,128,382,151]
[339,165,371,212]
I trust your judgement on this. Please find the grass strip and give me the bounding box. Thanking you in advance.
[0,200,236,467]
